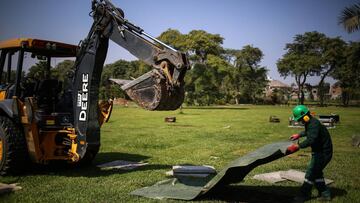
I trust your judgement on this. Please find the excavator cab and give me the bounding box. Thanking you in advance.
[0,38,113,174]
[0,38,76,100]
[0,38,113,121]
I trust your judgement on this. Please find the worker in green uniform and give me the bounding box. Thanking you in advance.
[286,105,333,202]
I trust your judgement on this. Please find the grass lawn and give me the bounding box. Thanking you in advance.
[1,105,359,202]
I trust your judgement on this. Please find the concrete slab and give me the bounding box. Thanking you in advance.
[172,165,216,174]
[165,165,216,178]
[253,171,287,183]
[165,170,212,178]
[0,183,21,195]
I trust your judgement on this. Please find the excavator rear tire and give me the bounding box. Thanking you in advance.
[0,116,29,175]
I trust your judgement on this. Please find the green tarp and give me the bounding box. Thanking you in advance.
[131,141,293,200]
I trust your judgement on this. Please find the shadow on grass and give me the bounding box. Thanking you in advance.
[201,185,347,203]
[166,124,195,128]
[23,152,171,178]
[94,152,149,164]
[184,106,249,110]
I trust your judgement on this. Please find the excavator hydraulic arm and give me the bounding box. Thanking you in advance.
[72,0,189,158]
[95,0,189,111]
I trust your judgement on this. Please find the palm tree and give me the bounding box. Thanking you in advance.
[339,3,360,33]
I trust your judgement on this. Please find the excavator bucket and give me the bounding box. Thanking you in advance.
[110,70,184,111]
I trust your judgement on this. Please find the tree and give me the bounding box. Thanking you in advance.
[222,49,238,66]
[1,70,17,84]
[158,29,228,105]
[157,29,187,51]
[27,60,76,93]
[157,29,269,105]
[277,32,324,104]
[332,41,360,106]
[185,30,224,63]
[99,60,151,99]
[234,45,268,103]
[192,65,218,105]
[339,3,360,33]
[51,60,75,90]
[220,49,243,104]
[206,54,232,104]
[27,61,49,80]
[182,55,231,105]
[278,54,310,105]
[279,32,346,106]
[158,29,224,64]
[316,37,346,106]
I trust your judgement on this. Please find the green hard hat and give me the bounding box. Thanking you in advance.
[292,105,309,121]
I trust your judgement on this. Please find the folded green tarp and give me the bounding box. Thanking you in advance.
[131,141,293,200]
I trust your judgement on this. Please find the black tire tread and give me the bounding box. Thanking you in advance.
[0,116,29,175]
[78,145,99,166]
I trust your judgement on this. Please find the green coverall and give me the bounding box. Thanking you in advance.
[298,116,333,198]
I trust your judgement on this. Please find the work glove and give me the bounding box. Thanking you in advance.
[290,133,301,141]
[286,144,299,154]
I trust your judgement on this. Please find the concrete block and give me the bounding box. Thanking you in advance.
[253,171,287,183]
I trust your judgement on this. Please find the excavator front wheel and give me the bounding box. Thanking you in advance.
[77,145,100,166]
[0,116,30,175]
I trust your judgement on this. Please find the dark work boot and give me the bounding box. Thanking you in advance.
[293,195,311,203]
[317,190,331,201]
[315,179,331,201]
[317,191,331,202]
[293,182,313,203]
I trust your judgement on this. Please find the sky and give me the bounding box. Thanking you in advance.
[0,0,359,85]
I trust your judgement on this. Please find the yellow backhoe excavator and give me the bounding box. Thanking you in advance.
[0,0,189,175]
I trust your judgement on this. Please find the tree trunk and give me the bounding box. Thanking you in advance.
[300,89,305,105]
[318,77,326,106]
[296,73,307,105]
[297,90,301,104]
[345,91,350,106]
[295,76,302,104]
[300,72,308,105]
[342,90,349,107]
[318,83,326,106]
[235,86,240,104]
[318,66,334,107]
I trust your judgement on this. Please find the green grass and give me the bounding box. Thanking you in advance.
[1,105,359,202]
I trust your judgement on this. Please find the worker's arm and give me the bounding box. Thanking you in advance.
[290,130,306,141]
[298,121,320,148]
[299,131,306,137]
